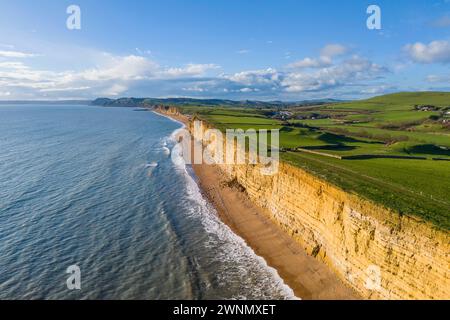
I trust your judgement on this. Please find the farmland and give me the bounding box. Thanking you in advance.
[177,92,450,230]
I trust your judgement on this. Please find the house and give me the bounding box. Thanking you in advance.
[272,111,293,120]
[414,105,439,111]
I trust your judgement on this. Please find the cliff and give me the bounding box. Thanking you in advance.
[218,161,449,299]
[157,107,450,300]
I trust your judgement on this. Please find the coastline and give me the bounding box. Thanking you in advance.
[155,110,359,300]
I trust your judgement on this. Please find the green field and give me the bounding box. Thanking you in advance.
[177,92,450,230]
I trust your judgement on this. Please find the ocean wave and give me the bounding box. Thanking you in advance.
[162,147,170,156]
[145,162,158,168]
[169,128,298,300]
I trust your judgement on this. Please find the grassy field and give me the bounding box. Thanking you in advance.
[177,92,450,230]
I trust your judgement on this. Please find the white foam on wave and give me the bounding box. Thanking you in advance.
[167,129,299,300]
[145,162,159,168]
[162,147,170,156]
[151,140,171,157]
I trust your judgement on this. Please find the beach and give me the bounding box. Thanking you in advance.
[158,110,359,300]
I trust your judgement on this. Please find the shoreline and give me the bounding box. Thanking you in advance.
[155,109,359,300]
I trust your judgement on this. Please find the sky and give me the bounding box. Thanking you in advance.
[0,0,449,101]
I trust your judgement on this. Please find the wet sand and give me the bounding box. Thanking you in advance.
[159,110,359,300]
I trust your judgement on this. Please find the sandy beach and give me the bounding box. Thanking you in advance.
[159,110,359,300]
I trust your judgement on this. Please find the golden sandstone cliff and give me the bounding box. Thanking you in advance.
[157,106,450,300]
[219,161,449,300]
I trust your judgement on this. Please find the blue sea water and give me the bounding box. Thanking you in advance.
[0,104,295,299]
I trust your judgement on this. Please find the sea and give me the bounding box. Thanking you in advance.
[0,104,296,299]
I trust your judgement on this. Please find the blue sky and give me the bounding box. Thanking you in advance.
[0,0,449,100]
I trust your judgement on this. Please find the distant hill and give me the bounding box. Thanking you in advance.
[330,92,450,111]
[366,91,450,106]
[92,97,343,109]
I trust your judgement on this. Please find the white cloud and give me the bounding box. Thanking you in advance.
[288,44,347,69]
[182,86,207,92]
[212,54,386,97]
[0,44,389,100]
[135,48,152,55]
[239,87,259,92]
[426,74,450,83]
[404,40,450,64]
[282,55,386,92]
[163,63,219,77]
[274,45,386,94]
[0,54,152,98]
[236,49,250,54]
[360,85,396,95]
[320,44,348,58]
[0,50,37,58]
[101,84,128,96]
[0,61,30,69]
[0,50,223,99]
[78,54,158,81]
[288,57,331,69]
[225,68,280,86]
[0,53,161,99]
[39,86,91,93]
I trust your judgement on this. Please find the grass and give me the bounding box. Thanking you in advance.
[326,91,450,111]
[282,152,450,229]
[177,92,450,230]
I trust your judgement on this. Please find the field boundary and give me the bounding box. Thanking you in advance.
[294,148,432,161]
[342,154,427,160]
[295,148,342,159]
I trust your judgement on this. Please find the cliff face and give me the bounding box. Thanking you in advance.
[218,161,449,299]
[155,105,181,116]
[158,108,450,300]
